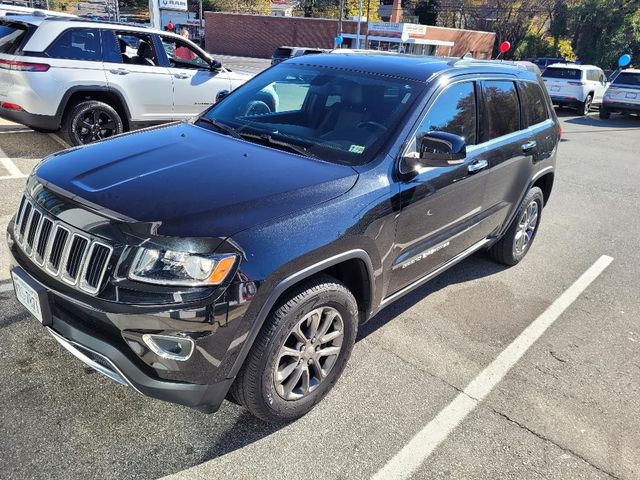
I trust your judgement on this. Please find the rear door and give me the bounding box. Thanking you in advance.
[475,79,534,232]
[157,35,231,119]
[102,29,174,123]
[542,67,585,102]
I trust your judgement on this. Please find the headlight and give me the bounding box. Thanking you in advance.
[129,248,237,286]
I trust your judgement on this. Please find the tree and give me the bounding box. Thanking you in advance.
[414,0,439,25]
[209,0,271,14]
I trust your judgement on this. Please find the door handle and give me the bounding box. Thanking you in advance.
[174,73,190,79]
[521,140,537,153]
[109,68,129,75]
[467,159,488,173]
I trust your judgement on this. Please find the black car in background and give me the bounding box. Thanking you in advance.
[271,45,329,65]
[528,56,568,73]
[7,53,560,423]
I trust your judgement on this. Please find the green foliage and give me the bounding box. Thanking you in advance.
[414,0,439,25]
[208,0,271,14]
[514,34,576,61]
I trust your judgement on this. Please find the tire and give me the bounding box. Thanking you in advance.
[599,108,611,119]
[231,275,358,423]
[580,94,593,116]
[488,187,544,266]
[62,100,123,146]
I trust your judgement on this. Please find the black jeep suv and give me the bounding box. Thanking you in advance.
[7,53,559,422]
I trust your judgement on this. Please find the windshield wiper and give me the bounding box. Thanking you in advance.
[239,132,317,159]
[197,117,243,140]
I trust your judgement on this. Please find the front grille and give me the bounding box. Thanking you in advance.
[14,195,114,295]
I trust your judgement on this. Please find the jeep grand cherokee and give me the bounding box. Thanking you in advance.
[7,52,560,422]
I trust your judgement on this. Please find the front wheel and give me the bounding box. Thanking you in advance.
[62,100,124,146]
[488,187,544,266]
[231,275,358,423]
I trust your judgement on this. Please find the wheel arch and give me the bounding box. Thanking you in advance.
[57,86,132,130]
[227,249,375,380]
[532,170,554,206]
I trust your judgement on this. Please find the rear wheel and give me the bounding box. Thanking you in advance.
[231,275,358,423]
[488,187,544,266]
[599,108,611,119]
[581,94,593,116]
[62,100,123,146]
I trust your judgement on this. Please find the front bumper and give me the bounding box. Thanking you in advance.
[47,315,233,411]
[0,105,61,131]
[7,218,254,412]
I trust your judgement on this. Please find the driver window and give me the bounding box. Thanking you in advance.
[160,36,209,70]
[410,82,477,152]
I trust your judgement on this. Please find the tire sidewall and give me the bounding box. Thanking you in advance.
[582,94,593,115]
[511,188,544,262]
[258,285,358,421]
[67,101,123,146]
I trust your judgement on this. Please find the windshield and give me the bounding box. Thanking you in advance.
[613,72,640,86]
[542,67,582,80]
[197,64,424,165]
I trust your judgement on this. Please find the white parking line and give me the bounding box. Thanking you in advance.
[0,283,13,293]
[0,147,27,180]
[48,133,70,149]
[372,255,614,480]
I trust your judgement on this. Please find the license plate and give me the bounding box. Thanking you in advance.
[11,268,51,325]
[551,86,560,92]
[626,92,637,99]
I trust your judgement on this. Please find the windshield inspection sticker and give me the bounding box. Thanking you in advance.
[349,145,365,154]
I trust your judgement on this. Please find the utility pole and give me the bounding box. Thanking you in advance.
[355,0,363,49]
[364,0,370,49]
[337,0,343,49]
[199,0,204,47]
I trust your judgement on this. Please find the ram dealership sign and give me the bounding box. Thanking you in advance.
[159,0,187,11]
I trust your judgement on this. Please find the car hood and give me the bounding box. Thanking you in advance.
[35,122,358,239]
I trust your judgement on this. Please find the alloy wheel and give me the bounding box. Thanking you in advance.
[514,200,539,255]
[75,108,119,144]
[273,306,344,401]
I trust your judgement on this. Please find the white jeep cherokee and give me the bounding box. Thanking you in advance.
[541,63,608,115]
[0,15,252,145]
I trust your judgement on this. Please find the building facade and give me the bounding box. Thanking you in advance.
[204,12,496,59]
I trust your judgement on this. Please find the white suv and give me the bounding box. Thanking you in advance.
[0,15,252,145]
[542,63,608,115]
[600,68,640,119]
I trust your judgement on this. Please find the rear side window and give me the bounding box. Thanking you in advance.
[482,80,520,140]
[613,72,640,86]
[46,29,101,61]
[542,68,582,80]
[519,82,549,127]
[417,81,477,145]
[0,22,27,54]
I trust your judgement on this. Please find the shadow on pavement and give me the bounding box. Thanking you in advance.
[358,253,506,341]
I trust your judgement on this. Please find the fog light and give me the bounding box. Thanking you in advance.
[142,334,195,361]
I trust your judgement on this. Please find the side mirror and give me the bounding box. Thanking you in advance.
[215,89,230,103]
[414,131,466,167]
[210,60,222,71]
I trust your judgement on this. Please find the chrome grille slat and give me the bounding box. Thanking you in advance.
[35,217,53,264]
[14,195,114,295]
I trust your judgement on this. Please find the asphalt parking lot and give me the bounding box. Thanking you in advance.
[0,108,639,480]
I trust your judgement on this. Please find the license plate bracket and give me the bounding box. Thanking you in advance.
[11,267,53,326]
